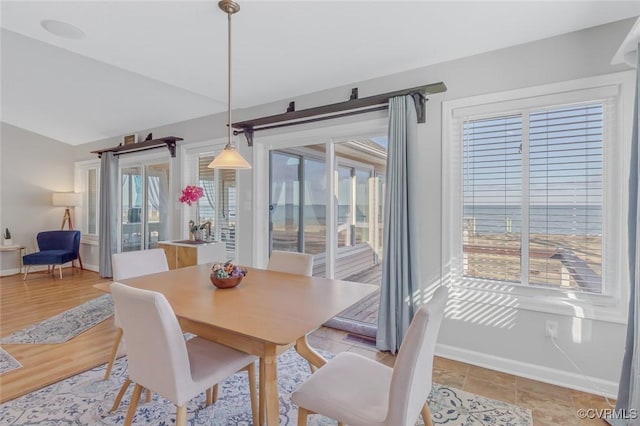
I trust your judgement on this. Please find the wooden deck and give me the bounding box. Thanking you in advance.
[325,263,382,336]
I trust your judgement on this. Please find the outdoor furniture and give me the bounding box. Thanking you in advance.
[111,282,259,426]
[105,248,170,381]
[22,230,81,280]
[291,286,449,426]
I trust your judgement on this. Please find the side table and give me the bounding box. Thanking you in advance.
[0,245,26,276]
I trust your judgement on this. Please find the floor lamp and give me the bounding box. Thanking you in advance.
[52,192,83,269]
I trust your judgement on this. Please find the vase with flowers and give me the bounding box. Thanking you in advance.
[179,185,205,241]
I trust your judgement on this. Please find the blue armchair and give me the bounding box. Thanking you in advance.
[23,230,81,280]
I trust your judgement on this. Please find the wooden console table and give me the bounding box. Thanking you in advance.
[157,241,227,269]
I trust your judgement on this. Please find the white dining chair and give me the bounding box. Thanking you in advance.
[104,248,170,380]
[291,286,449,426]
[267,250,314,276]
[111,282,259,426]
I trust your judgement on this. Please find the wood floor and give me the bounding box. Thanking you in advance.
[0,269,613,425]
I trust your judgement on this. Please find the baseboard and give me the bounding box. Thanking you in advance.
[82,263,99,273]
[435,343,618,398]
[0,268,20,277]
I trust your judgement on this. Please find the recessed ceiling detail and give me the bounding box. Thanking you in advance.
[40,19,85,40]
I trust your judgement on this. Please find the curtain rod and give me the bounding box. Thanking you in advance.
[231,82,447,146]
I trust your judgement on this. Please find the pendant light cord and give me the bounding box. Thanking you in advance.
[227,9,233,149]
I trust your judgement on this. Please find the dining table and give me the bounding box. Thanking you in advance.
[95,262,378,426]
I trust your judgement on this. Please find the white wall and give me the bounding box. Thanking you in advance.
[67,18,637,395]
[0,123,75,275]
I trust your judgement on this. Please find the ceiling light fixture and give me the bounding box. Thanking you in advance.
[40,20,85,40]
[208,0,252,170]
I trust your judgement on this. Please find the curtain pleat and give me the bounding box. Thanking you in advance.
[99,152,119,277]
[376,95,422,353]
[612,43,640,426]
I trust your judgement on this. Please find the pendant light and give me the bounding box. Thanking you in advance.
[208,0,252,170]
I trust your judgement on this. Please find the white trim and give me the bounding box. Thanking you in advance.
[442,71,634,324]
[435,342,618,398]
[180,138,239,259]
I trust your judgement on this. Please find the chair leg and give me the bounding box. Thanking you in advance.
[205,383,219,406]
[212,384,219,403]
[175,404,187,426]
[145,388,152,403]
[22,265,30,280]
[246,363,259,426]
[58,264,62,279]
[308,362,317,374]
[110,377,131,412]
[297,407,309,426]
[104,328,123,380]
[422,402,434,426]
[124,383,143,426]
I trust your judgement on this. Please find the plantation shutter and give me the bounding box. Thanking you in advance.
[198,155,216,224]
[463,115,523,283]
[196,155,236,253]
[219,169,237,251]
[528,103,603,293]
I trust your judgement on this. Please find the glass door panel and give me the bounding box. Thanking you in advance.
[145,163,170,249]
[354,169,371,245]
[270,153,301,252]
[336,165,353,248]
[303,158,326,255]
[121,166,142,252]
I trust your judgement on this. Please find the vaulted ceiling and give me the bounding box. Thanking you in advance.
[2,1,640,145]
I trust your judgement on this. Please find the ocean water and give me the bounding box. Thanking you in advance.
[463,205,601,235]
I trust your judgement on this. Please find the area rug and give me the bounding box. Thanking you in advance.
[0,348,531,425]
[0,348,22,375]
[0,295,114,344]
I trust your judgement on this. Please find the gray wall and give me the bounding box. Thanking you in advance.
[0,123,75,274]
[69,18,636,394]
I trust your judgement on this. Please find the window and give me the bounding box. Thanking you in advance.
[87,168,98,235]
[74,161,100,240]
[463,104,603,293]
[443,72,633,321]
[197,155,237,251]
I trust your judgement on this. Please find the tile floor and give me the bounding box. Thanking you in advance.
[308,326,615,426]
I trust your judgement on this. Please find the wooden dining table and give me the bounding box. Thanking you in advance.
[95,263,378,426]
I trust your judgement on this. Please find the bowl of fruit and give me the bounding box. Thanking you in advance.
[210,261,248,289]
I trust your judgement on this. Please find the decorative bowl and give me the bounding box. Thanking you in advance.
[210,274,243,289]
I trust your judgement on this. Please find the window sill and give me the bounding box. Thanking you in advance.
[80,237,99,246]
[450,279,626,324]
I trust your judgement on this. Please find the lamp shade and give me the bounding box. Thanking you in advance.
[208,146,252,169]
[52,192,82,207]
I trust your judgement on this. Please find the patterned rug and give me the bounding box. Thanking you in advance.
[0,348,22,375]
[0,295,114,344]
[0,348,531,425]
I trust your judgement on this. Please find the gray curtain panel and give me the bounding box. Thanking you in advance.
[99,152,119,278]
[612,43,640,426]
[376,95,423,354]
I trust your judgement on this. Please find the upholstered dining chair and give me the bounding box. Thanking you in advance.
[104,248,169,381]
[111,282,259,426]
[22,230,81,280]
[292,286,449,426]
[267,250,314,276]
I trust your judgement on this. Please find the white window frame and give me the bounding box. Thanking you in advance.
[181,138,238,259]
[74,159,101,245]
[442,71,635,323]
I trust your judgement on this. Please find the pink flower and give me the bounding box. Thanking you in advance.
[179,185,204,206]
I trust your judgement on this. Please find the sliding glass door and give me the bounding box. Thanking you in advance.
[120,162,170,252]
